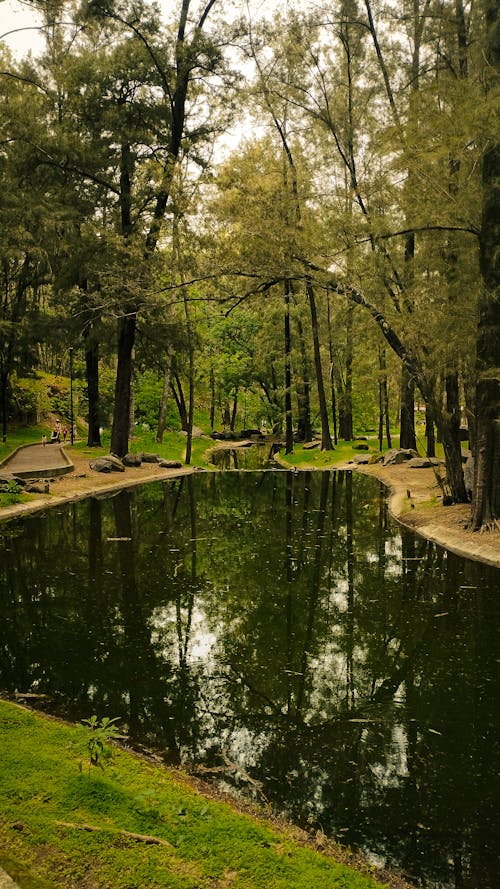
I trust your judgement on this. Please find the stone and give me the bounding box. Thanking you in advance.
[353,454,371,464]
[382,448,418,466]
[24,482,49,494]
[353,443,369,450]
[123,453,142,467]
[141,453,160,463]
[407,457,433,468]
[89,455,125,473]
[158,459,183,469]
[303,440,320,450]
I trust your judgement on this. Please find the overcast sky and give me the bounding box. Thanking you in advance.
[1,0,303,57]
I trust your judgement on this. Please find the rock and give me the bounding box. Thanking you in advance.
[353,443,369,450]
[141,452,160,463]
[89,455,125,473]
[353,454,371,464]
[407,457,433,468]
[303,440,320,450]
[464,455,474,500]
[382,448,418,466]
[123,453,142,467]
[240,429,260,437]
[25,482,50,494]
[158,459,183,469]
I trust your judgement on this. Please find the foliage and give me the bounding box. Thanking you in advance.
[80,715,122,777]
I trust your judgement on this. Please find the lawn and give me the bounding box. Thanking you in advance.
[0,701,387,889]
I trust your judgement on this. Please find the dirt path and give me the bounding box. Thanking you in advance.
[355,461,500,568]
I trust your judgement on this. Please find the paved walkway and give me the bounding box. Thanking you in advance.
[0,443,73,479]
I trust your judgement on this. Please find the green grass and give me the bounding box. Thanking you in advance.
[0,701,386,889]
[70,428,214,470]
[0,425,50,462]
[277,436,401,470]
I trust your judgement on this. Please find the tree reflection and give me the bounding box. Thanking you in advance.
[0,472,498,889]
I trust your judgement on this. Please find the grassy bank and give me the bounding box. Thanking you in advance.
[0,701,386,889]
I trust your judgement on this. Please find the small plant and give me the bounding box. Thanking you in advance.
[81,715,121,776]
[1,479,22,495]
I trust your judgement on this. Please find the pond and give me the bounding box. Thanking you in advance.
[0,470,498,889]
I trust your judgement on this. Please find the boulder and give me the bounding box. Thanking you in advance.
[240,429,260,437]
[382,448,418,466]
[353,443,369,451]
[178,426,203,438]
[123,453,142,467]
[303,440,320,450]
[158,459,183,469]
[353,454,371,464]
[141,452,160,463]
[407,457,434,468]
[89,455,125,473]
[25,482,50,494]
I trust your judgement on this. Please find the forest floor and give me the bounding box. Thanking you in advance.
[0,442,499,567]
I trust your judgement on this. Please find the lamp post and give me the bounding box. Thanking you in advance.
[69,347,74,446]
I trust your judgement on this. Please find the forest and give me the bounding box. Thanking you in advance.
[0,0,499,530]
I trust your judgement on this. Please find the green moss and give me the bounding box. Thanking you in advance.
[0,701,385,889]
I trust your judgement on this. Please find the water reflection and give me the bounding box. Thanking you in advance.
[0,471,498,889]
[209,442,280,469]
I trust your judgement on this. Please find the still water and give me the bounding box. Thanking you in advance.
[0,470,498,888]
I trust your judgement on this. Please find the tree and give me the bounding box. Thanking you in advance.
[470,0,500,529]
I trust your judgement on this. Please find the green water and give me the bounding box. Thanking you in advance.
[0,470,498,888]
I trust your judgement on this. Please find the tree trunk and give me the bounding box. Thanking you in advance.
[470,0,500,529]
[295,312,312,442]
[284,280,294,454]
[327,294,338,445]
[85,333,101,448]
[156,354,172,443]
[425,401,436,458]
[378,345,391,450]
[400,366,417,450]
[0,370,8,444]
[338,303,353,441]
[110,313,136,458]
[230,390,238,432]
[441,372,467,502]
[209,366,215,430]
[306,280,333,450]
[171,369,188,431]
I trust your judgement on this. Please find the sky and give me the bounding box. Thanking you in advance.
[0,0,300,57]
[1,0,44,56]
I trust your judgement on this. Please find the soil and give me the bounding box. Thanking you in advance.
[354,461,500,568]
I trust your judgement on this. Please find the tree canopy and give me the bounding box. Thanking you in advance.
[0,0,498,528]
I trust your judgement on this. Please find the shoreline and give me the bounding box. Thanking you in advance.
[0,447,498,568]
